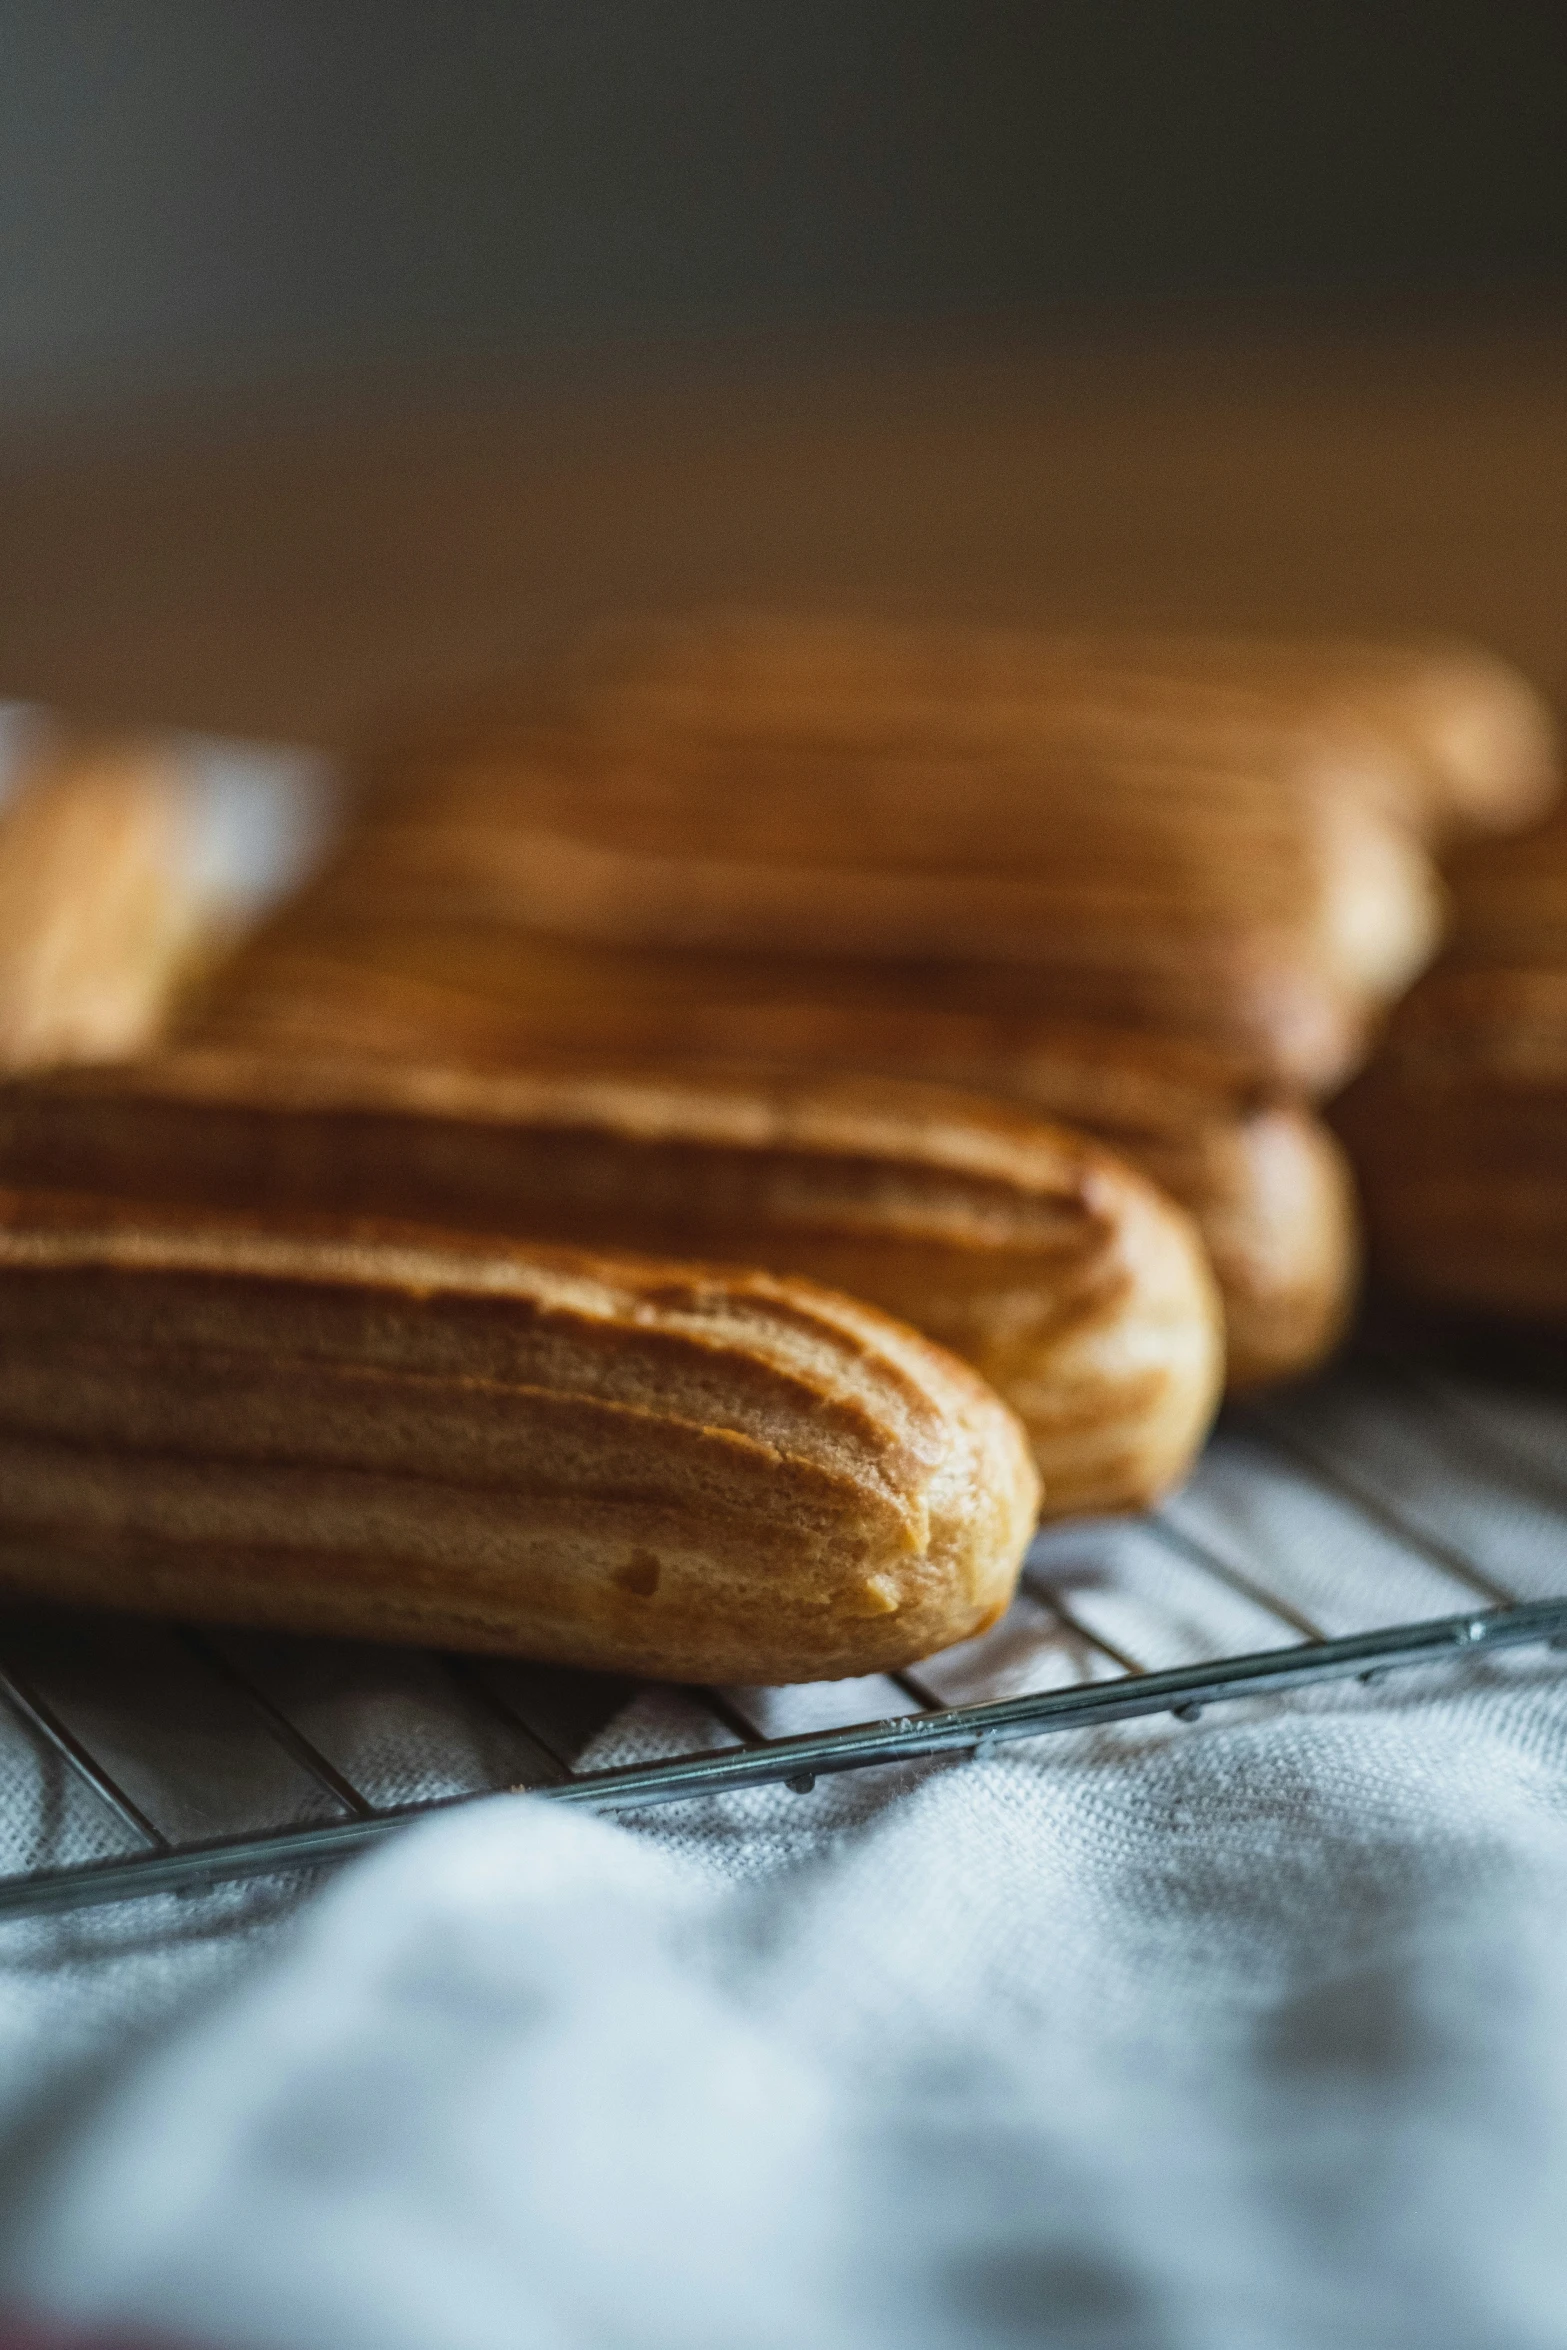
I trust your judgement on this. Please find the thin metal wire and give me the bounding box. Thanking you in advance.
[1140,1511,1329,1642]
[888,1667,944,1711]
[435,1657,574,1783]
[175,1630,373,1820]
[1028,1585,1144,1675]
[0,1662,166,1850]
[1235,1404,1521,1606]
[1,1379,1564,1918]
[1,1596,1562,1921]
[697,1688,768,1747]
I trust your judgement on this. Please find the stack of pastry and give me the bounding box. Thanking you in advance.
[1336,809,1567,1330]
[0,1051,1223,1524]
[0,715,1182,1672]
[1,623,1555,1681]
[0,723,1053,1673]
[186,613,1557,1390]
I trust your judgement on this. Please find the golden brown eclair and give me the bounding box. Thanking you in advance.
[1006,633,1559,841]
[0,734,205,1070]
[185,925,1349,1393]
[522,614,1553,840]
[0,1189,1038,1680]
[0,1051,1223,1518]
[333,611,1498,1090]
[338,756,1433,1096]
[1334,812,1567,1328]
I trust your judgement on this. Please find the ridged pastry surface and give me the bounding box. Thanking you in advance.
[0,1190,1038,1680]
[334,611,1486,1090]
[186,927,1341,1392]
[522,614,1551,839]
[1,1053,1223,1516]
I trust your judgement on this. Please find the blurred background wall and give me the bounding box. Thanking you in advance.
[1,1,1564,742]
[3,0,1566,421]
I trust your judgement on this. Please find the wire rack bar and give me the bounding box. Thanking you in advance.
[174,1630,374,1820]
[697,1687,767,1747]
[0,1661,167,1851]
[888,1667,946,1710]
[2,1596,1562,1923]
[1139,1512,1329,1641]
[1362,1346,1567,1516]
[437,1655,575,1783]
[1237,1404,1520,1604]
[1031,1587,1146,1674]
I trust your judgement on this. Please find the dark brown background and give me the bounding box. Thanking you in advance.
[2,318,1563,748]
[2,5,1563,743]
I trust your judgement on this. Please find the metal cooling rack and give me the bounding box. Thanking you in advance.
[1,1343,1564,1921]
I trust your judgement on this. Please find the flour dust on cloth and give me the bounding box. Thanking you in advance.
[4,1654,1567,2350]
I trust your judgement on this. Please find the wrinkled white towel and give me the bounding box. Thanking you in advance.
[6,1646,1567,2345]
[1,1345,1566,2350]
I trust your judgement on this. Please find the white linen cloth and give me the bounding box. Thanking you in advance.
[0,1365,1566,2349]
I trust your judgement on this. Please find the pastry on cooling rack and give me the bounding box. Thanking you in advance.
[329,611,1559,1090]
[1336,811,1567,1328]
[0,1050,1225,1519]
[0,1190,1038,1681]
[182,924,1353,1395]
[334,767,1431,1101]
[170,613,1556,1393]
[395,610,1554,839]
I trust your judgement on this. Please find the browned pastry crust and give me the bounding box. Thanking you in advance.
[334,764,1434,1099]
[313,798,1434,1096]
[1334,814,1567,1327]
[1012,633,1559,840]
[185,923,1353,1392]
[1,1052,1224,1518]
[330,612,1555,1092]
[0,736,203,1069]
[516,614,1551,839]
[1336,967,1567,1325]
[0,1190,1038,1680]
